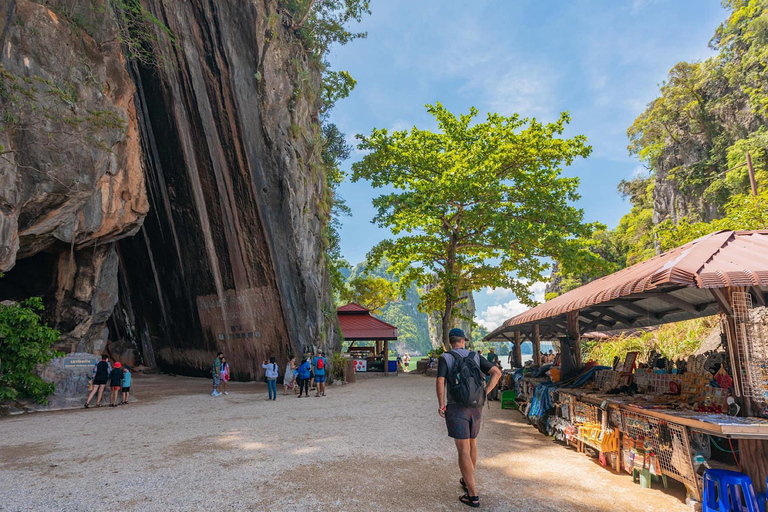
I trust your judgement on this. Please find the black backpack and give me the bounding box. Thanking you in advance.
[446,351,486,408]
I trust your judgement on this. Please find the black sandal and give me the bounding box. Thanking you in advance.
[460,478,468,493]
[84,403,90,409]
[459,494,479,508]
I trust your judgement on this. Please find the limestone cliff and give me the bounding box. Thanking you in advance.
[0,0,339,379]
[110,0,338,379]
[0,0,147,354]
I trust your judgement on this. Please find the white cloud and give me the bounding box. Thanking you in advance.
[630,165,650,179]
[476,282,547,331]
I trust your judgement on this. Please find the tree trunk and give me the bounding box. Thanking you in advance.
[441,300,453,351]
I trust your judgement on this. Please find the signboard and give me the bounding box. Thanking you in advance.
[63,355,99,369]
[354,359,367,372]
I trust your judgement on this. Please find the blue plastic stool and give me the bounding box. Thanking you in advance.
[756,476,767,512]
[703,469,760,512]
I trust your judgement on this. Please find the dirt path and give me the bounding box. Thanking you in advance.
[0,374,690,511]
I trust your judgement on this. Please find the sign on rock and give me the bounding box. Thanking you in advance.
[63,355,99,369]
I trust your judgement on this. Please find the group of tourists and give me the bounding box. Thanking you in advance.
[84,355,132,408]
[210,351,328,400]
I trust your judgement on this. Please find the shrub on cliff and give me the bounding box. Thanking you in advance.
[0,293,61,404]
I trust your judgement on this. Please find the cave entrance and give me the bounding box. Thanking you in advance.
[0,251,59,304]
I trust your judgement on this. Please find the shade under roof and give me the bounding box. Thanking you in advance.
[485,230,768,342]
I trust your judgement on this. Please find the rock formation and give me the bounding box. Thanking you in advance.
[1,0,339,380]
[0,0,147,355]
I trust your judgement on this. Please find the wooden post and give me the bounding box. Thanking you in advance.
[566,310,582,369]
[715,287,768,494]
[533,325,541,366]
[514,331,522,368]
[747,151,758,196]
[384,339,389,376]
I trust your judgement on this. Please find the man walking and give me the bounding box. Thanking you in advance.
[313,351,326,397]
[436,328,501,508]
[211,352,223,397]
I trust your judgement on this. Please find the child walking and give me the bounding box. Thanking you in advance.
[262,356,279,401]
[220,357,231,395]
[121,366,132,405]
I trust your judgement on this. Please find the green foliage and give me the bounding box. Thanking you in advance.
[583,317,719,367]
[282,0,370,59]
[341,275,398,314]
[109,0,176,67]
[656,188,768,250]
[353,103,605,348]
[329,351,347,382]
[0,297,61,404]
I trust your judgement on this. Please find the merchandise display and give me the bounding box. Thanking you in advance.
[509,349,768,501]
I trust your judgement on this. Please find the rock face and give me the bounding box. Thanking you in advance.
[0,0,148,354]
[0,0,339,381]
[110,0,338,379]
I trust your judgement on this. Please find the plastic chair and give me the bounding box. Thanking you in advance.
[756,476,767,512]
[703,469,760,512]
[500,390,518,410]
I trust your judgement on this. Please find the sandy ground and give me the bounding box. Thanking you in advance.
[0,373,691,511]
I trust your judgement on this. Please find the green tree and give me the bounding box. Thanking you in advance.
[341,275,399,314]
[352,103,604,349]
[0,296,61,404]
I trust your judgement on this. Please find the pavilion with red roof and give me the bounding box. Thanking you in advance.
[337,303,398,376]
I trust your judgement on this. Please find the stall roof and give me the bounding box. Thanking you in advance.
[337,303,398,340]
[485,230,768,342]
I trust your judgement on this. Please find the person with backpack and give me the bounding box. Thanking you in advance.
[85,355,111,408]
[262,357,279,401]
[436,328,501,508]
[211,352,223,397]
[313,351,326,397]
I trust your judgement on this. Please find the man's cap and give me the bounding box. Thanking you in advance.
[448,328,466,339]
[114,362,122,368]
[489,347,495,351]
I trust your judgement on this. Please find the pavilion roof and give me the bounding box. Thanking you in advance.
[337,303,398,340]
[485,230,768,342]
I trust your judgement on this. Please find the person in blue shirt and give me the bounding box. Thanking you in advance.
[313,351,327,397]
[121,366,132,405]
[297,357,311,398]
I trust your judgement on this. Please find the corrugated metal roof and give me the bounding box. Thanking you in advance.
[485,230,768,340]
[337,303,398,340]
[337,302,370,313]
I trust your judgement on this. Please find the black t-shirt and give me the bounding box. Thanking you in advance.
[93,361,110,383]
[110,368,124,387]
[437,350,495,379]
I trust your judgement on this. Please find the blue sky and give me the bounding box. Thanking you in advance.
[326,0,727,329]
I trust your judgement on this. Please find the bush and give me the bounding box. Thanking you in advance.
[329,351,346,382]
[0,297,61,403]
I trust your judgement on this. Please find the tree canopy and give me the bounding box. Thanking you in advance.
[352,103,604,348]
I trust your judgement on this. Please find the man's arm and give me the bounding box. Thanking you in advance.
[436,377,446,417]
[486,366,502,392]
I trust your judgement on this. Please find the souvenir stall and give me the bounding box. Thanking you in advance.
[337,303,398,376]
[485,230,768,503]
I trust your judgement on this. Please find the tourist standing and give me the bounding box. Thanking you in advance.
[396,353,403,372]
[85,355,111,408]
[283,356,297,395]
[262,357,279,401]
[313,351,326,397]
[211,352,223,397]
[486,347,499,365]
[297,357,311,397]
[403,353,411,372]
[109,362,124,407]
[121,366,132,405]
[220,357,230,395]
[436,328,501,508]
